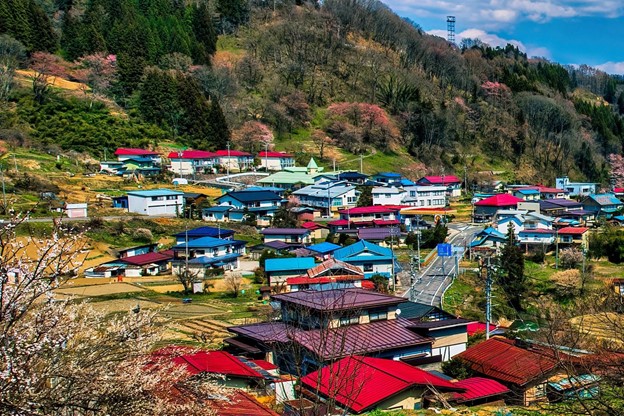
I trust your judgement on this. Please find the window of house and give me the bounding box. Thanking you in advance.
[369,308,388,322]
[363,264,373,272]
[339,315,359,326]
[410,191,416,197]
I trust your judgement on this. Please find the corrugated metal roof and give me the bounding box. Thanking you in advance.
[306,242,341,254]
[174,226,234,239]
[168,150,217,159]
[121,250,173,266]
[261,228,310,235]
[557,226,589,235]
[333,240,392,260]
[217,190,282,203]
[587,193,623,206]
[452,377,510,402]
[264,257,316,272]
[272,288,402,312]
[456,337,558,386]
[305,258,363,277]
[173,236,246,249]
[301,356,462,413]
[115,148,158,156]
[474,194,523,207]
[126,188,183,197]
[209,390,280,416]
[227,322,291,343]
[258,151,293,158]
[215,150,252,156]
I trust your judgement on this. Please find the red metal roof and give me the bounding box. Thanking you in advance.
[301,221,326,230]
[456,338,558,386]
[419,175,461,184]
[339,206,402,215]
[301,356,462,413]
[121,250,174,266]
[537,186,567,194]
[249,359,277,371]
[215,150,252,156]
[258,151,293,158]
[452,377,510,402]
[168,150,217,159]
[328,219,349,226]
[361,280,375,289]
[373,219,401,226]
[287,275,363,285]
[209,390,280,416]
[474,194,523,207]
[467,322,500,336]
[114,148,159,156]
[170,350,265,379]
[557,226,589,235]
[615,187,624,194]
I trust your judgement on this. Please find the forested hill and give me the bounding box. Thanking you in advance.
[1,0,624,185]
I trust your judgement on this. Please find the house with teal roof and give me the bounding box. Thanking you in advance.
[333,240,397,278]
[582,193,624,218]
[257,158,329,190]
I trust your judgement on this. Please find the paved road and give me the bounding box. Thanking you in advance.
[402,223,481,307]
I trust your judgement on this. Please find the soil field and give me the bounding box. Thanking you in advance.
[54,282,144,297]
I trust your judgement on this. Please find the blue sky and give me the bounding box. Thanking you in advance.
[382,0,624,75]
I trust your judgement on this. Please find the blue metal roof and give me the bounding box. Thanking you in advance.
[587,193,623,206]
[202,205,233,213]
[334,240,393,261]
[517,189,539,195]
[173,236,246,249]
[217,190,282,203]
[306,242,341,254]
[265,257,316,272]
[126,189,183,197]
[184,253,241,265]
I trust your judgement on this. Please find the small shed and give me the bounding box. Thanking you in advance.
[65,203,88,218]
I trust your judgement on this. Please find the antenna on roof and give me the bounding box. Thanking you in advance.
[447,16,456,44]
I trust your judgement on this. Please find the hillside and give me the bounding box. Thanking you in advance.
[1,0,624,185]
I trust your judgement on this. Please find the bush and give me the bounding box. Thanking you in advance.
[132,228,153,243]
[551,269,582,298]
[559,247,583,269]
[526,248,545,263]
[441,358,474,380]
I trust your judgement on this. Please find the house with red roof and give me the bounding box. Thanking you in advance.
[287,258,365,292]
[417,175,463,197]
[168,149,217,175]
[449,377,510,406]
[473,194,523,222]
[216,149,254,172]
[453,337,565,405]
[258,151,295,171]
[300,356,464,413]
[557,226,590,247]
[300,221,328,240]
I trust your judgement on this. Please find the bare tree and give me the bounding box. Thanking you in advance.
[175,267,204,294]
[0,35,26,102]
[0,216,225,415]
[224,273,243,297]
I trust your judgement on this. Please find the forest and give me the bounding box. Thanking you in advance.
[1,0,624,184]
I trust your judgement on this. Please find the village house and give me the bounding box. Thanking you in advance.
[206,190,284,224]
[64,203,88,218]
[168,150,217,176]
[85,250,173,278]
[293,181,359,215]
[336,171,369,185]
[286,258,368,292]
[257,158,325,190]
[557,227,590,247]
[417,175,462,197]
[127,189,184,216]
[225,289,438,375]
[473,194,523,222]
[333,240,397,279]
[492,210,554,235]
[304,242,342,260]
[216,149,254,172]
[171,236,246,273]
[469,227,507,254]
[264,257,317,288]
[556,176,597,197]
[300,221,329,241]
[114,148,162,164]
[582,193,624,219]
[114,243,159,259]
[261,228,312,245]
[258,151,295,171]
[300,356,464,414]
[372,172,413,187]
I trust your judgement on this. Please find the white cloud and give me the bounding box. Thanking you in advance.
[595,61,624,75]
[427,28,552,59]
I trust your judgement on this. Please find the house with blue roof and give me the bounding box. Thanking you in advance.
[292,181,359,215]
[174,226,235,244]
[171,236,246,272]
[493,210,554,236]
[306,242,341,260]
[205,190,284,224]
[265,257,316,287]
[469,227,507,252]
[333,240,397,278]
[372,172,407,187]
[582,193,624,218]
[127,189,184,216]
[512,188,540,201]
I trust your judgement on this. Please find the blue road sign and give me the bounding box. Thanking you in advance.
[437,243,453,257]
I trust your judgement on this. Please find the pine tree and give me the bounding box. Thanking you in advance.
[618,91,624,116]
[206,99,230,150]
[498,222,526,311]
[191,3,217,65]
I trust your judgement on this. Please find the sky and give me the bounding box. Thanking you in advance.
[382,0,624,75]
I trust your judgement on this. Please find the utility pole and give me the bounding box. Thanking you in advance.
[359,154,363,174]
[481,257,493,340]
[264,141,269,171]
[415,215,421,271]
[464,165,467,196]
[555,228,559,269]
[226,142,231,177]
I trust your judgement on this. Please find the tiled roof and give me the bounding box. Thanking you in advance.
[293,318,434,360]
[272,288,403,312]
[474,194,523,207]
[265,257,315,272]
[452,377,511,403]
[557,226,589,235]
[215,150,252,156]
[455,337,558,386]
[121,250,174,266]
[261,228,310,235]
[167,150,217,159]
[114,148,159,156]
[301,356,461,413]
[305,258,363,277]
[258,151,293,158]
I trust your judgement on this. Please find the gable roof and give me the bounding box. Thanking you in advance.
[272,288,402,311]
[333,240,392,261]
[215,150,252,157]
[121,250,174,266]
[339,205,403,215]
[301,221,327,230]
[305,258,363,278]
[209,390,280,416]
[217,190,282,203]
[264,257,316,272]
[173,236,246,250]
[301,356,461,413]
[418,175,462,184]
[307,158,319,169]
[306,242,342,255]
[455,337,558,386]
[114,148,159,156]
[171,350,266,379]
[475,194,523,207]
[168,150,217,159]
[126,189,183,197]
[585,193,623,206]
[557,226,589,235]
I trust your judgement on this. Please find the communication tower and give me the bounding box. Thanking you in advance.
[447,16,456,43]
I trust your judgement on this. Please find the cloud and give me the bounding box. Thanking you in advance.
[427,28,552,59]
[383,0,624,27]
[595,61,624,75]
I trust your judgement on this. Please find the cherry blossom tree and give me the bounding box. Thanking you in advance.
[0,216,225,415]
[73,53,117,108]
[608,153,624,188]
[231,120,274,154]
[29,52,67,104]
[326,102,399,151]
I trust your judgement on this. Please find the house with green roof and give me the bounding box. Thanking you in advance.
[257,158,329,190]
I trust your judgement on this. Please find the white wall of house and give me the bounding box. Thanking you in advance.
[402,185,447,208]
[128,194,183,216]
[260,157,295,171]
[372,187,405,205]
[169,159,194,175]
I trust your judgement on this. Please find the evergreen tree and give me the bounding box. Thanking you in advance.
[206,99,230,150]
[271,204,297,228]
[618,91,624,116]
[191,3,217,65]
[137,68,179,128]
[498,223,526,311]
[356,186,372,206]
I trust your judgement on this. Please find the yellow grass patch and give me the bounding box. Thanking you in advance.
[15,69,89,91]
[54,282,144,298]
